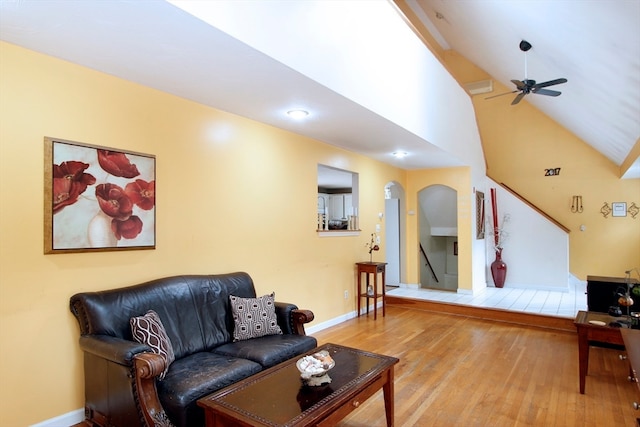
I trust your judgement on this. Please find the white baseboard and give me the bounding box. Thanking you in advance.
[494,282,571,292]
[30,409,84,427]
[392,282,420,289]
[306,301,384,335]
[306,310,357,335]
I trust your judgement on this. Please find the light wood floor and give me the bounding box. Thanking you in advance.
[313,305,639,427]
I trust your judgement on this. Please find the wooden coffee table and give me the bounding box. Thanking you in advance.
[198,343,399,426]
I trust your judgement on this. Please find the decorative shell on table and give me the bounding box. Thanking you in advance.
[296,350,335,386]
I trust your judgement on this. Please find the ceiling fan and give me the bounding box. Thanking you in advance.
[487,40,567,105]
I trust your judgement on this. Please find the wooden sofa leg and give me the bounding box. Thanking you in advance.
[133,353,175,427]
[83,406,107,426]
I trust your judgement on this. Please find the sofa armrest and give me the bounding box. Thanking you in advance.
[292,309,315,336]
[274,302,314,336]
[133,353,174,427]
[79,334,151,366]
[80,336,172,426]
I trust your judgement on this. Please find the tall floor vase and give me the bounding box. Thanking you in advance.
[491,250,507,288]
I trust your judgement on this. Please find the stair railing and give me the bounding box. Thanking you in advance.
[419,243,439,283]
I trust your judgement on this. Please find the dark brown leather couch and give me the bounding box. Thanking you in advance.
[70,272,316,427]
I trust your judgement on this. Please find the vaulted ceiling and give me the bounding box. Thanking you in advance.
[1,0,638,179]
[404,0,640,178]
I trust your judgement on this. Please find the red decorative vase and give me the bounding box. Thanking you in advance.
[491,250,507,288]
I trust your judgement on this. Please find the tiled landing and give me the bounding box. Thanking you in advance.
[386,281,587,318]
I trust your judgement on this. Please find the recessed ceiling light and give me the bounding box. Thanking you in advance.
[286,109,309,119]
[392,151,408,158]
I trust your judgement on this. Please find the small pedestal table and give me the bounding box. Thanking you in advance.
[356,262,387,320]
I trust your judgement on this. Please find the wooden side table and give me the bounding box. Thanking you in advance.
[356,262,387,320]
[574,310,625,394]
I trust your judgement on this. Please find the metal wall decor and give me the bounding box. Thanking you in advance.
[600,201,638,218]
[571,195,583,213]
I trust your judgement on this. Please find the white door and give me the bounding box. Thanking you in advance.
[385,198,400,285]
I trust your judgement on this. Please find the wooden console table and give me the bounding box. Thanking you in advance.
[356,262,387,320]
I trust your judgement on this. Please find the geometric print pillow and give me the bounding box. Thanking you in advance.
[130,310,175,380]
[229,293,283,342]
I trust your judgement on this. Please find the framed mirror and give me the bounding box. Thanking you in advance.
[317,165,359,232]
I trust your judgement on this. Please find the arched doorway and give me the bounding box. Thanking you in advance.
[418,185,458,291]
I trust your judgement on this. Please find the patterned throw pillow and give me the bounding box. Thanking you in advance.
[130,310,175,380]
[230,293,283,342]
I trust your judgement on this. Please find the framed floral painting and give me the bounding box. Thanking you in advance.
[44,137,156,254]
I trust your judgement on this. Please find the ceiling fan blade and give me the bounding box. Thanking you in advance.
[511,79,526,90]
[511,92,526,105]
[533,88,562,97]
[485,90,517,100]
[533,78,567,89]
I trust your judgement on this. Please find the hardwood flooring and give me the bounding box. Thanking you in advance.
[72,305,638,427]
[313,305,639,427]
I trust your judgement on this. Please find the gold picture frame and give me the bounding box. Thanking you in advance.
[44,137,156,254]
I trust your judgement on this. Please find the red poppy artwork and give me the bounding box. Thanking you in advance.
[44,137,155,253]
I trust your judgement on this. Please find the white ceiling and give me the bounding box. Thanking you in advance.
[1,0,638,181]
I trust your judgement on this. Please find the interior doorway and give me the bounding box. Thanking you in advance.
[417,185,458,291]
[385,198,400,285]
[384,182,405,286]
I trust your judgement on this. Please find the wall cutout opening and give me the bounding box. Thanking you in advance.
[317,165,359,234]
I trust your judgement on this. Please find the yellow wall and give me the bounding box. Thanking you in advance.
[3,32,637,426]
[0,42,408,425]
[443,51,640,279]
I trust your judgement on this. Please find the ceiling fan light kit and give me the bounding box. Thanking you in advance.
[486,40,567,105]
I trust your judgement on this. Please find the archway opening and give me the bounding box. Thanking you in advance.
[417,185,458,291]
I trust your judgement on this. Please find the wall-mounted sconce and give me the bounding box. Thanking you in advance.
[628,202,639,219]
[600,202,612,218]
[571,195,583,213]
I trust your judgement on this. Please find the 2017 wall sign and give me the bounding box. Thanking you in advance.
[44,137,156,254]
[544,168,561,176]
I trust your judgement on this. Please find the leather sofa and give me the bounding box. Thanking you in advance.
[70,272,317,427]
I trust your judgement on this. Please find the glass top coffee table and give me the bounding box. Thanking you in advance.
[198,343,399,426]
